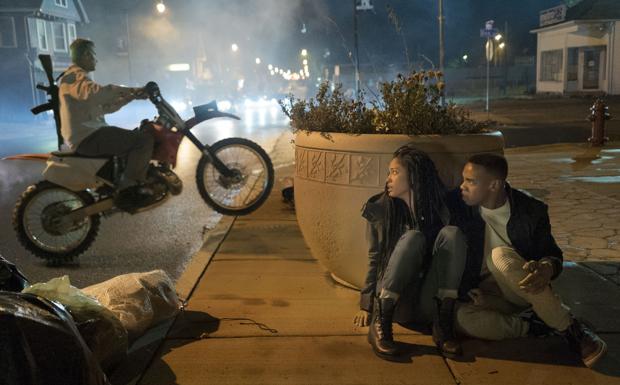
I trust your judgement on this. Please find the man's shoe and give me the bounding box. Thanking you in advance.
[522,312,555,338]
[432,297,462,357]
[368,297,400,360]
[564,318,607,368]
[115,185,155,210]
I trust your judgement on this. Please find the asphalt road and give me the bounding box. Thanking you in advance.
[0,106,289,288]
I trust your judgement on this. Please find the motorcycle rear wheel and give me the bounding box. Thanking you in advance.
[196,138,274,216]
[12,181,100,263]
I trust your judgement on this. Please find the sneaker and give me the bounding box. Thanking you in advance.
[564,318,607,368]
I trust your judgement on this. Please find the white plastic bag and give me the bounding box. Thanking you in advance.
[82,270,180,341]
[22,275,128,371]
[23,275,101,309]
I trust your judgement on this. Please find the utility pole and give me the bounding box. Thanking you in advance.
[125,10,133,85]
[353,0,361,100]
[438,0,445,106]
[353,0,373,101]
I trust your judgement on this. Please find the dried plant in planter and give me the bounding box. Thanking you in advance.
[280,71,490,137]
[373,71,489,135]
[279,83,374,139]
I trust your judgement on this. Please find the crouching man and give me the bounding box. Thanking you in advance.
[454,153,606,368]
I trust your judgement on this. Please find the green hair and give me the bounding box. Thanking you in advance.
[70,38,95,63]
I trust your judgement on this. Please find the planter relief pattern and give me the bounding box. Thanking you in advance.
[294,132,505,289]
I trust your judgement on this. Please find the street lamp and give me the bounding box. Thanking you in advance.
[255,57,261,64]
[124,0,168,86]
[494,33,503,41]
[156,1,166,14]
[231,43,239,52]
[301,49,308,57]
[499,42,505,49]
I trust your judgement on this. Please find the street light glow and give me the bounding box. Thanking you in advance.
[302,59,308,65]
[462,54,468,61]
[495,34,503,41]
[156,1,166,13]
[231,43,239,52]
[499,42,506,49]
[268,64,273,70]
[301,49,308,57]
[255,57,261,64]
[167,63,190,72]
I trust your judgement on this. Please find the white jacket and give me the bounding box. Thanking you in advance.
[59,64,135,149]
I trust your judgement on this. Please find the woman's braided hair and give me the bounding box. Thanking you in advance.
[379,145,447,277]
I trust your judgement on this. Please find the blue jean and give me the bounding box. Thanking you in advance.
[378,226,467,324]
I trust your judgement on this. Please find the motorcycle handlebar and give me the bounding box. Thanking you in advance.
[145,81,160,99]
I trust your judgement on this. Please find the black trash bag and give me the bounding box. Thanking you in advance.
[22,276,129,372]
[0,292,110,385]
[72,305,129,372]
[0,255,29,292]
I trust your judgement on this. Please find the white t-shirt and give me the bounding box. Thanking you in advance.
[479,199,512,276]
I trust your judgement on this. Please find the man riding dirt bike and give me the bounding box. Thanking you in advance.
[8,41,274,264]
[60,38,154,207]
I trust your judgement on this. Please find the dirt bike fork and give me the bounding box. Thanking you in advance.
[183,130,236,178]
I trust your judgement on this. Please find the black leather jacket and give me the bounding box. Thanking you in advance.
[451,183,564,298]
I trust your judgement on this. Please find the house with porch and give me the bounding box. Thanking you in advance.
[0,0,89,121]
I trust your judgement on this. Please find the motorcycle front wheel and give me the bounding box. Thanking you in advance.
[12,181,100,263]
[196,138,274,216]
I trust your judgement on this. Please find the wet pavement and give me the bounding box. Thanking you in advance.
[130,135,620,385]
[0,104,289,287]
[506,143,620,262]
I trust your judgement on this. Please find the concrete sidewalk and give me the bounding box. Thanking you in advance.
[132,139,620,385]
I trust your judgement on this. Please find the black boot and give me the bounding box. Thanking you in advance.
[564,318,607,368]
[368,297,399,360]
[432,297,462,357]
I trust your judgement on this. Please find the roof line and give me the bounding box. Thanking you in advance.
[531,19,618,33]
[74,0,89,24]
[0,8,39,13]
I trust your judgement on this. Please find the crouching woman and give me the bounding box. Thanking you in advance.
[352,145,467,360]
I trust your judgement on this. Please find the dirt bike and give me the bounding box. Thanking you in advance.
[9,56,274,263]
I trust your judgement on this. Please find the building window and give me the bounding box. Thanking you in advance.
[567,48,578,82]
[540,49,563,82]
[0,17,17,48]
[52,22,67,52]
[67,23,76,44]
[36,19,48,51]
[55,0,68,7]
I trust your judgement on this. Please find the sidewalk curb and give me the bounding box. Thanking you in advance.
[109,215,237,385]
[175,215,237,301]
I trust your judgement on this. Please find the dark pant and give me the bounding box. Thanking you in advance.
[378,226,467,324]
[76,126,154,187]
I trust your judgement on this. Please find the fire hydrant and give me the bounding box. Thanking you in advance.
[588,98,611,146]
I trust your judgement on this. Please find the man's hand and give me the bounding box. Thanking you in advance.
[131,87,148,100]
[353,310,370,327]
[519,259,554,294]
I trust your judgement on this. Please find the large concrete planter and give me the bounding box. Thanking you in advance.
[294,131,504,289]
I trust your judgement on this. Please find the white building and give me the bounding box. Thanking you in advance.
[531,0,620,95]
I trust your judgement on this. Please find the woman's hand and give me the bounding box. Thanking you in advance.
[353,310,370,327]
